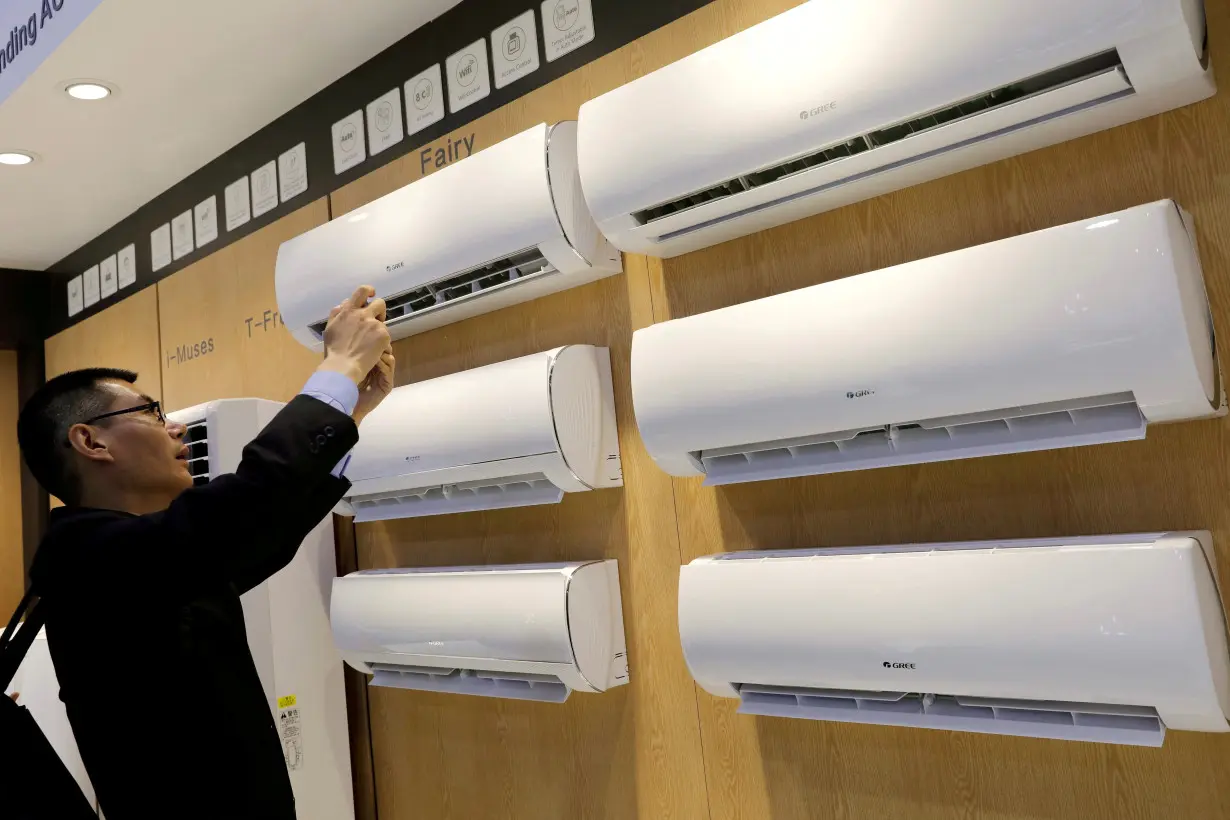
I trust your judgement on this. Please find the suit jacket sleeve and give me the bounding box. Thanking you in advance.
[164,394,358,590]
[67,396,359,596]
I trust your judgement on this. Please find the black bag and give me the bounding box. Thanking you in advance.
[0,590,97,819]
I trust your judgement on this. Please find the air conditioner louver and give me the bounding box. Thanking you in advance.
[183,419,210,485]
[348,473,563,523]
[737,684,1165,746]
[699,394,1144,485]
[369,663,570,703]
[308,248,558,341]
[633,51,1125,228]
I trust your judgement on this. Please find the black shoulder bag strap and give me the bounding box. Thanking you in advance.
[0,589,45,691]
[0,589,98,819]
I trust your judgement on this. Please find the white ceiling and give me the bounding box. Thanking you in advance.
[0,0,462,270]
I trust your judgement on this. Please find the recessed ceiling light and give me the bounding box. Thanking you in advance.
[0,151,34,166]
[64,81,113,100]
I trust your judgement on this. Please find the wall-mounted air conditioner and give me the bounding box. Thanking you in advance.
[631,201,1223,485]
[332,560,628,702]
[166,399,353,820]
[577,0,1214,256]
[337,345,622,521]
[679,532,1230,746]
[276,122,622,349]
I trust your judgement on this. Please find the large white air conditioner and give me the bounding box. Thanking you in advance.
[166,399,354,820]
[679,532,1230,746]
[277,122,622,349]
[577,0,1214,257]
[631,201,1223,485]
[332,560,629,702]
[337,345,622,521]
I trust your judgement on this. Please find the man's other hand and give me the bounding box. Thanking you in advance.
[354,349,396,426]
[319,285,392,386]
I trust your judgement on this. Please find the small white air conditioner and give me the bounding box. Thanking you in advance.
[166,399,354,820]
[332,560,629,702]
[577,0,1214,257]
[276,122,622,349]
[679,532,1230,746]
[631,201,1223,485]
[338,345,622,521]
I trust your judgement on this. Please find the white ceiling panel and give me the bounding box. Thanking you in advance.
[0,0,462,270]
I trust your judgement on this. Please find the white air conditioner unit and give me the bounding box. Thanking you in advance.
[166,399,354,820]
[577,0,1214,257]
[338,345,622,521]
[276,122,622,349]
[631,200,1223,485]
[679,532,1230,746]
[332,560,629,702]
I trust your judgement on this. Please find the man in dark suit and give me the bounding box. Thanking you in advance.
[16,285,395,820]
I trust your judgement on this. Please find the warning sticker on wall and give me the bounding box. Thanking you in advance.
[278,695,304,771]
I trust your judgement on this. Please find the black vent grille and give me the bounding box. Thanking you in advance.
[632,49,1125,226]
[311,248,556,339]
[184,420,210,486]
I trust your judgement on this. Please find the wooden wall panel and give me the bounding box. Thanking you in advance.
[643,2,1230,819]
[156,199,329,412]
[0,351,23,614]
[44,286,163,398]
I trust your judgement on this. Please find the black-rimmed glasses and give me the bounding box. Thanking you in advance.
[81,400,165,427]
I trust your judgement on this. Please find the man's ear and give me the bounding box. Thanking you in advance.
[66,424,115,464]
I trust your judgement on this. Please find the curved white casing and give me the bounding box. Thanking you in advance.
[276,122,621,350]
[577,0,1213,257]
[679,532,1230,746]
[340,345,623,521]
[165,399,354,820]
[632,201,1224,483]
[331,560,629,702]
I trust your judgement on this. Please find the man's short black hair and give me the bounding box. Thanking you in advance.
[17,368,137,504]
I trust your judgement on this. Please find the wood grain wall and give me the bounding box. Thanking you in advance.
[0,351,23,614]
[44,286,164,399]
[36,0,1230,817]
[155,199,329,411]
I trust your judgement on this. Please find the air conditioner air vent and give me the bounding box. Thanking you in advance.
[632,49,1125,227]
[737,683,1164,746]
[369,663,570,703]
[698,393,1144,485]
[348,472,564,522]
[183,419,210,486]
[309,248,558,339]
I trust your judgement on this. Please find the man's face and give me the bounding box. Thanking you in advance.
[89,381,192,501]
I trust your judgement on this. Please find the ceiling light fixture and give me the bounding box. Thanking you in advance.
[0,151,35,166]
[64,81,113,100]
